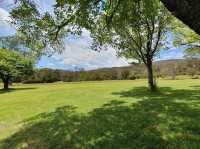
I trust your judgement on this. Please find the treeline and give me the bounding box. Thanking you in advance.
[23,68,138,83]
[22,59,200,83]
[154,59,200,79]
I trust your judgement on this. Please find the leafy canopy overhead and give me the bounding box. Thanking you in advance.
[11,0,171,59]
[10,0,104,56]
[89,0,171,63]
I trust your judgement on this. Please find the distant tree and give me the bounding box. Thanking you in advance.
[110,70,118,80]
[171,63,178,80]
[36,69,60,83]
[0,49,34,89]
[186,58,200,77]
[121,70,130,80]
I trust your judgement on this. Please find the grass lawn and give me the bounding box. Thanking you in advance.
[0,79,199,148]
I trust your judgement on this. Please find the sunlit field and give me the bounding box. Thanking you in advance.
[0,79,199,148]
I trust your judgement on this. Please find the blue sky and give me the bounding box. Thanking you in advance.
[0,0,184,70]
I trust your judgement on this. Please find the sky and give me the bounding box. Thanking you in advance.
[0,0,184,71]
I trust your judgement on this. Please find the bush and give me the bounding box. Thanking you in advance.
[121,70,130,80]
[129,74,137,80]
[191,76,199,79]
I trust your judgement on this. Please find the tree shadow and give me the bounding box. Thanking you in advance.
[190,85,200,89]
[0,88,37,94]
[112,86,200,101]
[0,87,200,149]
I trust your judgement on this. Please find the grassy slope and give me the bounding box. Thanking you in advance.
[0,79,199,148]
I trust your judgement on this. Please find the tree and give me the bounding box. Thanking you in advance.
[121,70,130,80]
[10,0,171,91]
[0,49,34,89]
[89,0,171,90]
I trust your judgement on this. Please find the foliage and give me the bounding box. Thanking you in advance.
[86,0,171,90]
[173,19,200,58]
[121,70,130,80]
[10,1,59,56]
[11,0,171,54]
[91,0,170,58]
[10,0,103,56]
[10,0,173,90]
[0,48,34,88]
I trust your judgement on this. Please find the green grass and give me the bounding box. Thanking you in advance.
[0,79,199,148]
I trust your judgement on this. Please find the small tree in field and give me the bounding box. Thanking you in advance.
[0,49,34,89]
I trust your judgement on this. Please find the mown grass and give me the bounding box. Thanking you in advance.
[0,79,199,148]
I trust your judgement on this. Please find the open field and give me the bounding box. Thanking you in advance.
[0,79,199,148]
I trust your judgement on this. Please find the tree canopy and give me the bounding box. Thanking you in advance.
[0,48,34,89]
[10,0,173,91]
[88,0,171,90]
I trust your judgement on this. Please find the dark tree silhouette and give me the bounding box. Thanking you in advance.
[161,0,200,35]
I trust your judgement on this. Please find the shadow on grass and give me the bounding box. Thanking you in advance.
[0,87,200,149]
[190,85,200,89]
[112,87,200,101]
[0,88,36,94]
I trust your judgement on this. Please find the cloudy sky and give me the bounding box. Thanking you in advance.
[0,0,184,70]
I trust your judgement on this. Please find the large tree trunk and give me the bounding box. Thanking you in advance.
[160,0,200,35]
[3,78,9,90]
[146,58,156,91]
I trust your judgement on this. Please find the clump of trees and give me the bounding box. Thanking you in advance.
[0,49,34,89]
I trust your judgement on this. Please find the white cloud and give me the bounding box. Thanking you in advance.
[51,30,131,70]
[0,7,15,36]
[0,7,11,23]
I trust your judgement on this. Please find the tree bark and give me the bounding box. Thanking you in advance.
[160,0,200,35]
[3,77,9,90]
[146,57,156,91]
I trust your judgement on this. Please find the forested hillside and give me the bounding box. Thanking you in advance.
[21,59,200,83]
